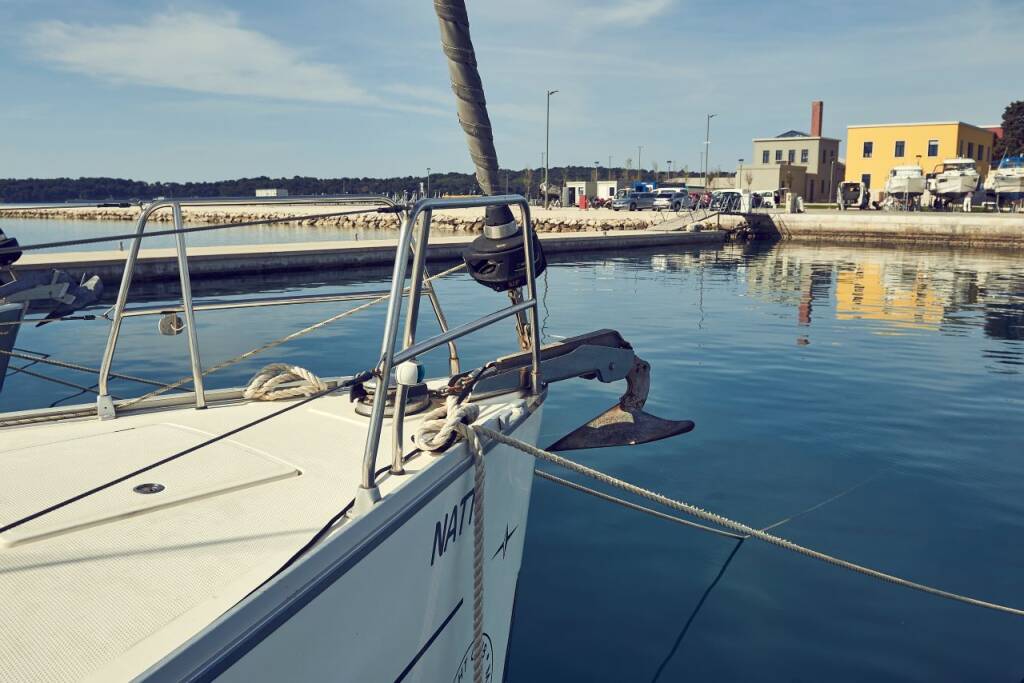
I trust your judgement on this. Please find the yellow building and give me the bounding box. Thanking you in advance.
[845,121,995,199]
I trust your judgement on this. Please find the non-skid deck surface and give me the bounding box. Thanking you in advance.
[0,393,478,681]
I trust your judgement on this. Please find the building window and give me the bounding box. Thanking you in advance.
[861,173,871,188]
[788,149,796,163]
[821,179,826,193]
[928,139,939,157]
[762,150,769,164]
[979,144,985,161]
[821,150,826,163]
[894,140,905,157]
[801,149,809,163]
[959,141,964,156]
[967,142,974,159]
[863,141,873,158]
[775,150,782,163]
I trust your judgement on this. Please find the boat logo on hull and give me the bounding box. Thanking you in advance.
[453,633,494,683]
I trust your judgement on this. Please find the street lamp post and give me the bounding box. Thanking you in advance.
[704,113,716,190]
[667,160,673,180]
[829,159,836,205]
[426,167,431,198]
[544,89,558,209]
[738,159,744,190]
[637,145,643,182]
[608,155,612,181]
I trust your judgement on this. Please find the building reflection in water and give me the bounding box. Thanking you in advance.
[742,243,1024,367]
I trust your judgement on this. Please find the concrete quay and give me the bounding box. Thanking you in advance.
[750,210,1024,248]
[14,228,726,283]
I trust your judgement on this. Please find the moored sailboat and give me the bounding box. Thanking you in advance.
[0,3,691,681]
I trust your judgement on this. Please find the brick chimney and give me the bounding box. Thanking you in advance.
[811,100,823,137]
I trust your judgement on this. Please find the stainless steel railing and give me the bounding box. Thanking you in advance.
[357,194,541,505]
[94,194,459,419]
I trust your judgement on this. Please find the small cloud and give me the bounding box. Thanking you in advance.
[25,10,381,106]
[584,0,674,27]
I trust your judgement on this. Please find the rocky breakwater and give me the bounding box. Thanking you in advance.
[0,204,661,234]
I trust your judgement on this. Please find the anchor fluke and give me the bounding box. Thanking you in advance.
[546,357,695,451]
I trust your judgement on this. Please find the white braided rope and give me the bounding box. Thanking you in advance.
[466,427,486,683]
[413,395,481,451]
[242,363,327,401]
[461,422,1024,618]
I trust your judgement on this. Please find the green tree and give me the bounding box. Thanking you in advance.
[993,100,1024,160]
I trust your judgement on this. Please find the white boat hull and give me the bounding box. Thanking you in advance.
[933,175,979,196]
[141,404,543,683]
[991,173,1024,198]
[884,178,926,196]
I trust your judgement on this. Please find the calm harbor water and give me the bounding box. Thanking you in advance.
[3,234,1023,681]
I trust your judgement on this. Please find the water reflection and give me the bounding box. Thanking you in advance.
[738,244,1024,365]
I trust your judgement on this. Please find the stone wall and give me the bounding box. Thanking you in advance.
[0,205,663,234]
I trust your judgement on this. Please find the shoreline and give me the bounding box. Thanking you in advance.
[4,203,1023,249]
[0,204,674,234]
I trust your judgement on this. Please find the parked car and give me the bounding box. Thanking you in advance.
[653,191,692,211]
[710,189,743,212]
[611,191,656,211]
[753,190,778,208]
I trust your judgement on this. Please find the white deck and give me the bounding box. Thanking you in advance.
[0,391,515,681]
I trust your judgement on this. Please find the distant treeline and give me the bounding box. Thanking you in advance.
[0,166,723,203]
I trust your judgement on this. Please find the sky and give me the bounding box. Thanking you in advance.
[0,0,1017,182]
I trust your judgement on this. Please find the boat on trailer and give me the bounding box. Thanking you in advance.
[0,3,692,681]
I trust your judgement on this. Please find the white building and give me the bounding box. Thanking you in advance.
[255,188,289,198]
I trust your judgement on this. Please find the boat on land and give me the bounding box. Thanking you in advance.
[0,3,691,681]
[883,166,926,210]
[884,166,926,197]
[985,155,1024,209]
[928,158,980,202]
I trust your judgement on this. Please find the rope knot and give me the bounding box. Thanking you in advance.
[243,363,327,401]
[413,395,480,451]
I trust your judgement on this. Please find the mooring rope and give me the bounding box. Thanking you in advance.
[461,423,1024,618]
[535,470,745,540]
[466,425,487,683]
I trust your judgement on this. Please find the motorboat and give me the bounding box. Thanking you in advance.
[882,166,926,210]
[985,155,1024,209]
[928,158,980,198]
[0,3,693,681]
[884,166,926,197]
